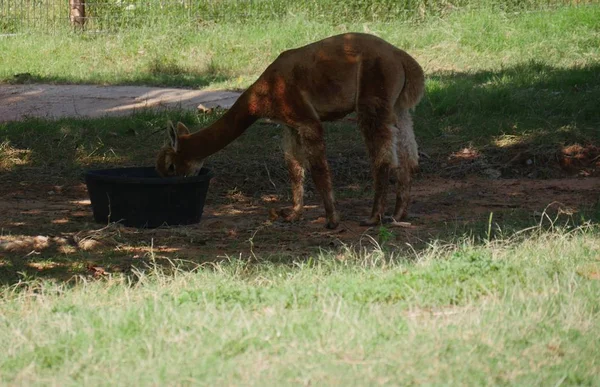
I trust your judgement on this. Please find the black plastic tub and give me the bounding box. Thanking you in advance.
[85,167,214,228]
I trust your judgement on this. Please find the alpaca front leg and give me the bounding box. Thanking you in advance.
[309,159,340,229]
[280,155,305,222]
[280,126,306,222]
[302,131,339,229]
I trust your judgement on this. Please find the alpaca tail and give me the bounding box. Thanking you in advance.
[397,51,425,110]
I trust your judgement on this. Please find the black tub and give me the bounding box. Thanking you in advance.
[85,167,214,228]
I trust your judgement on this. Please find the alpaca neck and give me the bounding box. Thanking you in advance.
[179,91,258,161]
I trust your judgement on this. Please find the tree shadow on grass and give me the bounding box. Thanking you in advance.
[1,60,600,285]
[416,60,600,178]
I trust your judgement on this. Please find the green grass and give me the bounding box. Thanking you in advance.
[1,227,599,385]
[1,4,600,384]
[1,0,587,33]
[1,5,599,88]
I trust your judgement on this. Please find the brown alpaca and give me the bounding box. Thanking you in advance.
[156,33,425,229]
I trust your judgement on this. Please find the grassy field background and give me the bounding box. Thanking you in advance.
[1,2,600,385]
[2,4,599,88]
[2,0,593,33]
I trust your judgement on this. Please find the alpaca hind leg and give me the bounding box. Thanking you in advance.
[392,158,412,221]
[359,123,397,227]
[393,108,419,220]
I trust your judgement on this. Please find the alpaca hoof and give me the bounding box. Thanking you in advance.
[278,208,302,222]
[325,221,339,230]
[325,213,340,229]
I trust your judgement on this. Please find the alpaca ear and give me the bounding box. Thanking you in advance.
[176,122,190,136]
[167,120,179,151]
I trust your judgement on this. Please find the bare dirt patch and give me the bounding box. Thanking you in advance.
[1,173,598,281]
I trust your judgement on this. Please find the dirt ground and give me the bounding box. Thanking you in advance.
[0,85,599,280]
[1,173,598,279]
